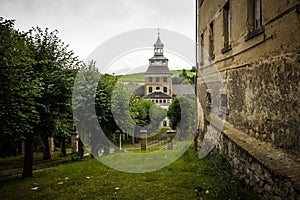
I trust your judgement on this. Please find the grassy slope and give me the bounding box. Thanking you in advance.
[0,148,257,200]
[119,70,195,83]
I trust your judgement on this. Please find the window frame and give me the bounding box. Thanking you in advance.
[222,1,232,54]
[245,0,263,41]
[208,21,215,60]
[148,87,153,93]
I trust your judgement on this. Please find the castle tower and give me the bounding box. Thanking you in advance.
[144,32,172,100]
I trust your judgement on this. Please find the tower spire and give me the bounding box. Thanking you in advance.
[154,28,164,56]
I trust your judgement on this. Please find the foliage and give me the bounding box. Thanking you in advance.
[28,27,80,160]
[0,17,42,157]
[167,96,195,138]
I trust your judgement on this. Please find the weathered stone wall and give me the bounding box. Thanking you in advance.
[197,0,300,198]
[220,130,299,199]
[227,54,300,158]
[202,115,300,199]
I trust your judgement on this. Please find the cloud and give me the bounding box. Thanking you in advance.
[0,0,195,60]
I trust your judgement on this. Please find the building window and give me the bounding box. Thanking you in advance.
[163,121,167,126]
[163,87,168,93]
[159,100,162,103]
[222,2,231,54]
[163,100,166,104]
[200,33,204,65]
[156,100,158,103]
[219,94,228,116]
[254,0,262,30]
[149,87,152,93]
[206,92,212,107]
[209,21,214,60]
[245,0,263,41]
[156,87,160,91]
[163,77,167,82]
[149,77,152,82]
[156,77,160,82]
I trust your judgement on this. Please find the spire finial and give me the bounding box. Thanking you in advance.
[157,27,160,38]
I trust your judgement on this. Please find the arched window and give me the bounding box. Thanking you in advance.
[149,87,152,93]
[156,87,160,91]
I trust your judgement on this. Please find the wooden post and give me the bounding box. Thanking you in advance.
[71,133,78,154]
[167,130,176,150]
[140,130,147,151]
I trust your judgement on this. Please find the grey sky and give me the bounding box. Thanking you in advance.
[0,0,195,72]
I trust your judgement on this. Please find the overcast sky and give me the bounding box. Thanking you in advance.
[1,0,196,73]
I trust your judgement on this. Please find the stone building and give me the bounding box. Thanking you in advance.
[196,0,300,198]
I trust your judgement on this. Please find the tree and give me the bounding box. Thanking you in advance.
[72,61,100,158]
[167,96,195,139]
[0,17,43,177]
[28,27,79,160]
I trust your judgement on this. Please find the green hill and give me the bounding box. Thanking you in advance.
[119,69,195,83]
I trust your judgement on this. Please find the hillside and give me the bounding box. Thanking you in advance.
[119,70,195,83]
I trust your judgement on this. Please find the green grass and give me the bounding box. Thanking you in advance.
[0,147,257,200]
[117,73,145,83]
[118,70,196,83]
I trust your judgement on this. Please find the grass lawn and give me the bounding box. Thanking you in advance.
[0,148,257,200]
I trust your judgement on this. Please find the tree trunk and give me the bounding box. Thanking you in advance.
[41,134,51,160]
[78,139,84,160]
[60,133,66,157]
[22,134,34,178]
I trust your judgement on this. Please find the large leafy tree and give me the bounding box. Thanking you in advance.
[0,17,43,177]
[28,27,79,160]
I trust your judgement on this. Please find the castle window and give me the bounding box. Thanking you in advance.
[149,87,152,93]
[156,86,160,91]
[163,77,167,82]
[245,0,263,41]
[163,100,166,104]
[156,77,160,82]
[208,21,214,60]
[222,2,232,54]
[149,77,152,82]
[163,87,168,93]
